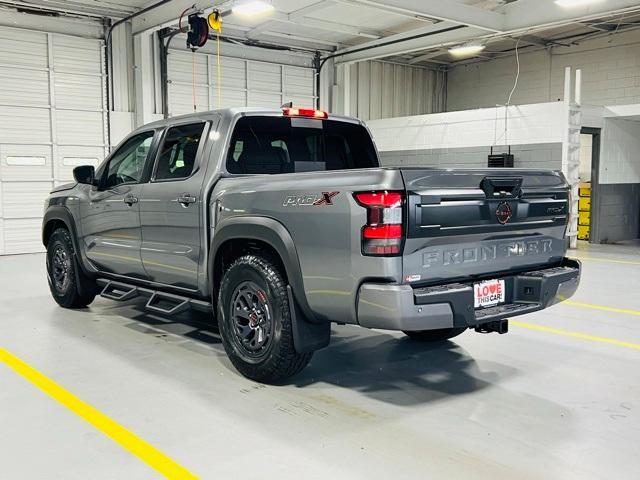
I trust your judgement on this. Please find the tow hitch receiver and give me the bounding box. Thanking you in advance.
[475,319,509,334]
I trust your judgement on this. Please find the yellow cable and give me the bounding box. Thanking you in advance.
[192,50,197,112]
[216,31,222,109]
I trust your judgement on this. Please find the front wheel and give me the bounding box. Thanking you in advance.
[403,327,467,342]
[217,254,313,383]
[46,228,96,308]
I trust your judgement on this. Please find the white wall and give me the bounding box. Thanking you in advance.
[368,101,566,152]
[333,60,446,121]
[600,117,640,184]
[448,29,640,111]
[579,133,592,182]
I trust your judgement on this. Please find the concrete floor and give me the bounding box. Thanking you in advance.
[0,242,639,480]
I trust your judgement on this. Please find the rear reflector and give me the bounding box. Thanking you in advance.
[363,241,401,255]
[282,107,328,119]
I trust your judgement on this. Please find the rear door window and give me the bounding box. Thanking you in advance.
[153,122,206,181]
[226,116,378,174]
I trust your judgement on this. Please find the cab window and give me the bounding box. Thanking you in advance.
[154,123,205,181]
[226,116,378,174]
[102,131,154,188]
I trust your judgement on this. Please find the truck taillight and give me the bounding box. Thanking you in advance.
[354,191,404,256]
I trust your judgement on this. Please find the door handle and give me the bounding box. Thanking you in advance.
[123,194,138,206]
[178,193,197,207]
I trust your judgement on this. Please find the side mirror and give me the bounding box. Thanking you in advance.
[73,165,95,185]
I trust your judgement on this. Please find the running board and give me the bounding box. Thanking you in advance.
[96,279,212,315]
[145,291,190,316]
[100,281,138,301]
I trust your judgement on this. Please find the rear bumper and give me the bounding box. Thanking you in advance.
[357,257,581,331]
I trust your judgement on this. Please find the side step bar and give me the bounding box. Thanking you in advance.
[100,281,139,301]
[97,279,212,315]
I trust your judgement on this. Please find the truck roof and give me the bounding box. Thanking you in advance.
[137,107,363,132]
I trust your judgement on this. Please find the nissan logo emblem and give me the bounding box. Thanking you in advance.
[496,202,512,225]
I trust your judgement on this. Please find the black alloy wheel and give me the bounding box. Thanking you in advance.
[230,281,274,360]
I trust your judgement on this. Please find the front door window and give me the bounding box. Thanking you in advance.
[103,131,155,188]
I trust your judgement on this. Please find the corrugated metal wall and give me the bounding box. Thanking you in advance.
[0,26,106,254]
[167,48,316,116]
[334,61,447,121]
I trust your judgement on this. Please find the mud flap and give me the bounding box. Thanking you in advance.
[72,247,98,298]
[287,285,330,353]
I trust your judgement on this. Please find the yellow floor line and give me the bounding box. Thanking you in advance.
[511,321,640,351]
[0,348,198,480]
[575,255,640,266]
[563,300,640,317]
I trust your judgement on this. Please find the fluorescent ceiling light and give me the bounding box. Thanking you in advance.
[448,43,486,57]
[555,0,604,7]
[232,1,275,16]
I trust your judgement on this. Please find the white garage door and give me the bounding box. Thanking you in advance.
[0,26,107,255]
[167,49,316,116]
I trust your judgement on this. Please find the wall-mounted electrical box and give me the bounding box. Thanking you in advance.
[488,146,514,168]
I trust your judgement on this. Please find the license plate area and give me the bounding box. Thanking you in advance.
[474,279,506,309]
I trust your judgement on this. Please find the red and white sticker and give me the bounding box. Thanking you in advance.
[474,279,505,308]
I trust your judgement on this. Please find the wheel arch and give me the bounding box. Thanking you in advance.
[210,216,320,325]
[43,207,77,247]
[42,207,93,277]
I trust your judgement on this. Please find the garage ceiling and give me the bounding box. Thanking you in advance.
[123,0,640,62]
[5,1,640,68]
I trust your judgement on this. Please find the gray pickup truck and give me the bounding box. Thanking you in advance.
[42,107,581,382]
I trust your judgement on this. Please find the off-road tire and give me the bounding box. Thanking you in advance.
[403,327,467,342]
[217,254,313,383]
[46,227,96,308]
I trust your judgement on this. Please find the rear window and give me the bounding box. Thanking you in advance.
[226,116,378,174]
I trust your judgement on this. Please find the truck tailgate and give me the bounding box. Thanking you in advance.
[401,168,569,285]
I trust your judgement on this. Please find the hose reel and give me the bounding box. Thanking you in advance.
[186,13,208,50]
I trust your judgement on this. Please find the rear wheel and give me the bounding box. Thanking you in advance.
[46,228,96,308]
[403,327,467,342]
[217,254,312,383]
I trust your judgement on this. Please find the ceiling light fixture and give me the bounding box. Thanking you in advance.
[448,43,486,57]
[232,1,275,16]
[554,0,604,7]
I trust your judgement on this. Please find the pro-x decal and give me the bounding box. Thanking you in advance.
[283,192,339,207]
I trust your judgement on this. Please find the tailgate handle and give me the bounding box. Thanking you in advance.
[481,176,523,198]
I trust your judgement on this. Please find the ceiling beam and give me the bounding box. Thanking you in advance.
[514,34,550,48]
[408,50,446,64]
[0,0,135,18]
[332,0,435,22]
[248,12,381,39]
[336,22,459,53]
[579,21,616,32]
[335,24,488,63]
[259,31,339,47]
[289,0,335,19]
[341,0,506,32]
[500,0,640,31]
